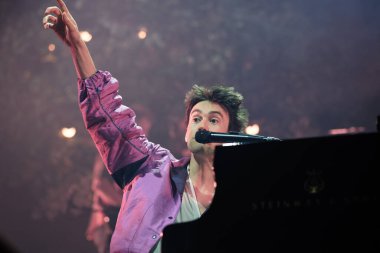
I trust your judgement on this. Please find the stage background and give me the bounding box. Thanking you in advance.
[0,0,379,252]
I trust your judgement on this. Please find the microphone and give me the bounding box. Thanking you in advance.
[195,129,281,144]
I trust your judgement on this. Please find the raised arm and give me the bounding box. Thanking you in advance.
[42,0,172,190]
[43,0,96,79]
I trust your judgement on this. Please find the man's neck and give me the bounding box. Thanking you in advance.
[188,154,216,214]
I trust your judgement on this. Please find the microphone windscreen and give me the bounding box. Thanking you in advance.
[195,129,211,143]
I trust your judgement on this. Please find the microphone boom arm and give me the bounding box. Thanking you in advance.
[195,129,281,144]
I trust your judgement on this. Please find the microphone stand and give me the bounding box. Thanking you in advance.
[195,129,281,145]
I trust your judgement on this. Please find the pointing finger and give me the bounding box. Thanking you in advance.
[57,0,69,13]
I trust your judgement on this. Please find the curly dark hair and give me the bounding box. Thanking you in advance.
[184,84,249,132]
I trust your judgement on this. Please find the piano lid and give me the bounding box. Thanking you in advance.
[162,132,379,253]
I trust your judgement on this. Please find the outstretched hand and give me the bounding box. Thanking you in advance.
[43,0,97,78]
[42,0,81,47]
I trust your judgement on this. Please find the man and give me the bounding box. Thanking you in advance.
[43,1,249,252]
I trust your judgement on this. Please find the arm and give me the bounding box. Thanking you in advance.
[78,70,152,183]
[43,0,166,188]
[43,0,96,79]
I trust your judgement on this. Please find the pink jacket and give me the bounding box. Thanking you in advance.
[78,70,190,253]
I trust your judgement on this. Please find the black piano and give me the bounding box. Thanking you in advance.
[162,132,379,253]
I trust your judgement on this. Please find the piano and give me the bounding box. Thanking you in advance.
[162,132,379,253]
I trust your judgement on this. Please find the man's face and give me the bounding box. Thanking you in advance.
[185,100,230,155]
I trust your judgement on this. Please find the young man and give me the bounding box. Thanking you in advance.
[43,1,248,252]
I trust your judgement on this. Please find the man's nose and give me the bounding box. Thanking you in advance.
[198,121,209,131]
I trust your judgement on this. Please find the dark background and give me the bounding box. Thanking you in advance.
[0,0,379,252]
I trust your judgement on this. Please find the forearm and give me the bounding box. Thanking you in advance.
[70,40,97,79]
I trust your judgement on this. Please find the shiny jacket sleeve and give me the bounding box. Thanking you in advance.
[77,70,154,188]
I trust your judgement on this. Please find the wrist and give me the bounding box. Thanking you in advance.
[70,38,86,51]
[69,40,97,79]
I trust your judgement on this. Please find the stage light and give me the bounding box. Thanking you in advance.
[61,127,76,139]
[137,27,147,40]
[80,31,92,42]
[48,43,56,52]
[328,126,365,135]
[245,124,260,135]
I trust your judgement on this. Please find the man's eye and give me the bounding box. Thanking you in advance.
[210,118,219,124]
[193,117,201,123]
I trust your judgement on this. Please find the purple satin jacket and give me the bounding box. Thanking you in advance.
[78,70,190,253]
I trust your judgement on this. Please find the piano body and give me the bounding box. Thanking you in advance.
[162,132,379,253]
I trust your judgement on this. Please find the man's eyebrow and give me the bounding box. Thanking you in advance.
[190,109,224,118]
[209,111,224,118]
[190,109,202,115]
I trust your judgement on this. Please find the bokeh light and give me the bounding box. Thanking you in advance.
[137,27,148,40]
[245,124,260,135]
[61,127,77,139]
[80,30,93,42]
[48,43,56,52]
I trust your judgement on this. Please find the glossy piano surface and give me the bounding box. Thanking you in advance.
[162,132,379,253]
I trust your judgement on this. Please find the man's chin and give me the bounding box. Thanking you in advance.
[190,142,215,154]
